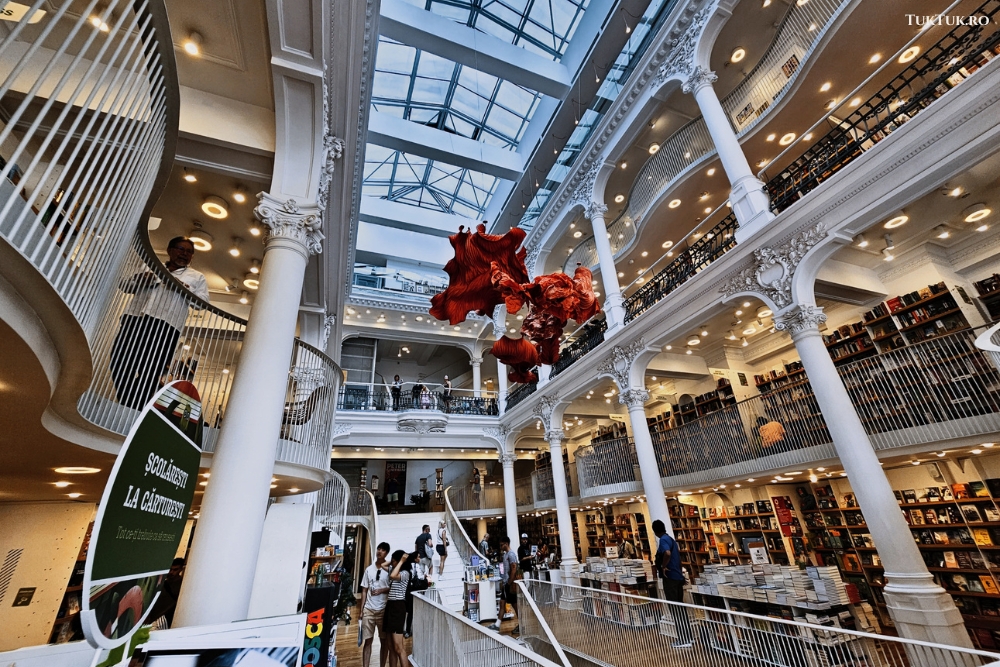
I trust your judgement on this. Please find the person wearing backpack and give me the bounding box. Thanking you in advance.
[403,549,428,639]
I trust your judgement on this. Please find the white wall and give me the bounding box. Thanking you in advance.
[0,502,94,651]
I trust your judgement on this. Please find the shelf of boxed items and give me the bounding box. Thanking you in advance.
[579,557,659,628]
[463,572,498,623]
[896,481,1000,647]
[973,275,1000,320]
[669,499,709,577]
[799,483,892,629]
[50,522,93,643]
[700,500,792,568]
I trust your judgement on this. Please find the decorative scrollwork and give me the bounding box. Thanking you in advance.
[774,304,827,337]
[721,223,825,308]
[619,388,650,408]
[597,338,645,389]
[254,194,324,257]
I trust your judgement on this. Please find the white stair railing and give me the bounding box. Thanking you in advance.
[519,579,1000,667]
[316,471,350,543]
[443,485,486,567]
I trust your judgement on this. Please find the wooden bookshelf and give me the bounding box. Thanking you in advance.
[669,499,709,577]
[698,500,790,567]
[824,321,878,365]
[861,282,971,352]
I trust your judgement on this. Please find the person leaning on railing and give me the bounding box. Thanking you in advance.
[110,237,208,409]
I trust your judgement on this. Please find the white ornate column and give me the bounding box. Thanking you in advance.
[587,202,626,331]
[542,428,578,570]
[599,340,671,535]
[682,66,774,240]
[174,195,323,627]
[499,452,519,542]
[471,357,482,397]
[776,304,971,647]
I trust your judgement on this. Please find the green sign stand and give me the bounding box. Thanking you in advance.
[82,381,203,649]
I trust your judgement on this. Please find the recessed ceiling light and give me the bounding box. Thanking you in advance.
[779,133,796,146]
[964,203,992,222]
[668,199,681,208]
[202,196,229,219]
[947,186,964,197]
[54,481,71,488]
[183,32,203,56]
[55,467,101,474]
[648,143,660,155]
[620,161,627,169]
[687,337,701,346]
[884,214,908,229]
[730,47,746,63]
[977,224,990,232]
[802,133,813,141]
[899,46,920,63]
[614,193,625,203]
[661,240,673,249]
[243,273,259,289]
[67,493,82,499]
[704,207,712,214]
[743,326,756,335]
[641,251,648,257]
[849,97,862,107]
[573,231,582,238]
[617,271,625,277]
[707,168,716,176]
[766,133,776,142]
[820,82,832,92]
[233,188,247,204]
[869,53,881,64]
[183,169,197,183]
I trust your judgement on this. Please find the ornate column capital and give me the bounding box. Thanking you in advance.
[681,66,718,95]
[774,304,827,339]
[545,428,565,447]
[492,304,507,339]
[585,201,609,220]
[498,452,517,467]
[722,223,825,308]
[652,4,713,87]
[619,388,650,408]
[254,193,324,259]
[532,395,560,431]
[471,357,483,366]
[597,338,645,390]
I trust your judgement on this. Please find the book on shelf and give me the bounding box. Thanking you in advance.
[962,504,984,523]
[952,484,970,500]
[902,489,918,504]
[909,510,925,525]
[970,481,991,498]
[944,551,959,568]
[974,529,994,546]
[982,576,1000,595]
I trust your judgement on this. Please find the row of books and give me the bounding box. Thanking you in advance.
[805,510,866,529]
[939,573,1000,595]
[814,530,874,550]
[893,296,959,328]
[701,500,774,518]
[913,527,997,546]
[906,504,1000,526]
[754,362,805,387]
[863,282,949,321]
[828,338,874,360]
[924,548,995,571]
[895,481,998,503]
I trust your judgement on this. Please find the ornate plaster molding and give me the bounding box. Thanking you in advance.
[533,395,561,437]
[619,388,650,408]
[321,314,337,351]
[774,304,827,337]
[483,425,511,446]
[597,338,645,389]
[255,193,324,257]
[396,411,448,434]
[653,3,714,88]
[499,452,518,466]
[721,223,825,308]
[524,245,541,279]
[317,133,346,211]
[568,162,602,214]
[331,423,352,440]
[545,428,565,446]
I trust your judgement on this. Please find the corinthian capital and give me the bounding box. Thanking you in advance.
[585,201,609,220]
[774,304,827,338]
[254,193,324,258]
[545,428,565,446]
[682,66,718,95]
[498,452,517,466]
[619,388,649,408]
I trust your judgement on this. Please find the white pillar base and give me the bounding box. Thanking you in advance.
[884,572,973,648]
[732,175,776,244]
[558,560,583,610]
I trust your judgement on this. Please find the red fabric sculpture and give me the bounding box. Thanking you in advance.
[430,223,600,383]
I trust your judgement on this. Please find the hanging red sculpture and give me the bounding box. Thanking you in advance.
[430,223,600,383]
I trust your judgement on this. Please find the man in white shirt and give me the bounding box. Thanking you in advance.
[110,237,209,408]
[359,541,391,667]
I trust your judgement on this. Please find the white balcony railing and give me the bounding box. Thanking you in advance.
[0,0,176,334]
[78,233,339,474]
[448,484,506,514]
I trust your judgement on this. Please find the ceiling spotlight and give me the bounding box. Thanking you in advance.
[573,230,582,238]
[617,271,625,277]
[189,227,213,251]
[202,195,229,219]
[947,186,964,197]
[855,234,869,248]
[766,133,776,142]
[614,193,625,203]
[620,161,627,169]
[934,225,951,239]
[664,345,672,351]
[249,259,261,274]
[977,224,990,232]
[641,251,648,257]
[727,330,736,340]
[685,349,692,355]
[884,214,908,229]
[778,133,796,146]
[820,82,832,92]
[707,168,716,176]
[730,47,746,63]
[869,53,881,64]
[757,307,772,318]
[661,240,673,249]
[884,233,895,250]
[741,337,748,347]
[882,247,895,261]
[849,97,862,107]
[53,481,71,487]
[687,337,701,346]
[648,143,661,155]
[233,187,247,204]
[239,291,250,305]
[90,15,110,31]
[700,327,709,336]
[182,168,197,183]
[668,199,681,208]
[899,46,920,63]
[229,237,243,257]
[68,493,82,499]
[243,273,259,289]
[249,223,261,237]
[964,203,992,222]
[743,326,756,335]
[183,32,203,56]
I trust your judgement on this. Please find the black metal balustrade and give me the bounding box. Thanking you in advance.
[623,213,739,324]
[764,0,1000,213]
[337,383,497,415]
[552,318,608,377]
[506,380,538,410]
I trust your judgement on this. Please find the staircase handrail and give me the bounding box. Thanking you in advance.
[443,485,486,566]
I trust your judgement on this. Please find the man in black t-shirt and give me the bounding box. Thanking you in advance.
[415,524,434,577]
[517,533,534,578]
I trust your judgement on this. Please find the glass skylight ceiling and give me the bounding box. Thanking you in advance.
[397,0,590,60]
[364,144,501,217]
[518,0,676,230]
[372,37,542,149]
